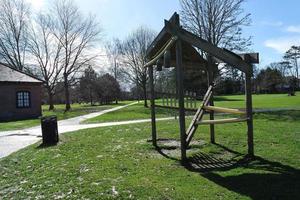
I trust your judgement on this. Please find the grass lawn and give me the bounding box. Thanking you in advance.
[84,92,300,124]
[214,92,300,109]
[0,102,132,132]
[0,110,299,199]
[84,102,177,124]
[154,91,300,109]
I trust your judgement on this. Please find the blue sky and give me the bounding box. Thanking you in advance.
[28,0,300,68]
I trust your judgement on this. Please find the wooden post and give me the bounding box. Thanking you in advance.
[170,91,173,107]
[189,92,193,108]
[193,92,197,108]
[149,66,157,146]
[245,56,254,157]
[207,68,215,144]
[176,39,187,163]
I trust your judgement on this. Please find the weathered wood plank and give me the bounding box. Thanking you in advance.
[148,66,157,146]
[203,106,246,114]
[176,39,187,162]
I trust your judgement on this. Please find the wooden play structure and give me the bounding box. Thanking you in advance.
[144,13,259,163]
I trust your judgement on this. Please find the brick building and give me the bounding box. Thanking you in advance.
[0,63,43,121]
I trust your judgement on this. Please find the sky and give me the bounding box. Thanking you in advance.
[26,0,300,68]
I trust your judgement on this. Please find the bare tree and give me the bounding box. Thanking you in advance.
[180,0,251,51]
[180,0,252,82]
[119,26,156,107]
[52,0,101,111]
[0,0,30,70]
[28,13,63,110]
[105,39,122,103]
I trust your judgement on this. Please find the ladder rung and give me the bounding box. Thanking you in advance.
[196,118,248,125]
[203,106,246,114]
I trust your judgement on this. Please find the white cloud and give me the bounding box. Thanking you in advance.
[260,20,283,27]
[286,25,300,33]
[264,36,300,53]
[26,0,45,11]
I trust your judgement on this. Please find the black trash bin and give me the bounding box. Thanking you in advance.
[41,116,59,145]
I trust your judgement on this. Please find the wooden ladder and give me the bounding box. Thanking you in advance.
[186,85,213,146]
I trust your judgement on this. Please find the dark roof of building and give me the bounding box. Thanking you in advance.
[0,63,43,83]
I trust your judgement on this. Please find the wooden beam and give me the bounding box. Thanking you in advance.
[148,66,157,146]
[165,21,253,74]
[176,39,187,163]
[245,55,254,156]
[196,118,248,125]
[203,106,246,114]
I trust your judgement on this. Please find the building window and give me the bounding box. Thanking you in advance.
[16,91,31,108]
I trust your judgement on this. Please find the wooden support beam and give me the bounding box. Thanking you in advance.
[196,118,248,125]
[165,21,252,74]
[176,39,187,163]
[149,66,157,146]
[203,106,246,114]
[245,55,254,156]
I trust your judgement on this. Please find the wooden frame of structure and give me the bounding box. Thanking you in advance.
[145,13,259,163]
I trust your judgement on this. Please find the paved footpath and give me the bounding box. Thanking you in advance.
[0,102,175,159]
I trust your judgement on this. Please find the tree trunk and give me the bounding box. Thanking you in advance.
[64,73,71,111]
[48,91,54,111]
[142,82,148,107]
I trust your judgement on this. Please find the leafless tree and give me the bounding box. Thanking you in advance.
[0,0,30,70]
[51,0,102,111]
[180,0,251,51]
[105,39,122,103]
[119,26,156,107]
[180,0,252,82]
[28,13,63,110]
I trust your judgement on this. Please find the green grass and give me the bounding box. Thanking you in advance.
[85,102,176,123]
[0,102,132,131]
[0,111,299,199]
[84,92,300,124]
[154,92,300,109]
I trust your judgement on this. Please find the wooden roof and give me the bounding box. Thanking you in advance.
[146,15,207,70]
[145,12,258,75]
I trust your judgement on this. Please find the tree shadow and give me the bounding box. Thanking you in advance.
[184,144,300,200]
[214,96,244,102]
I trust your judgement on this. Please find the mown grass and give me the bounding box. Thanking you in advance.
[0,111,299,199]
[0,102,132,131]
[155,92,300,109]
[85,103,177,123]
[84,92,300,124]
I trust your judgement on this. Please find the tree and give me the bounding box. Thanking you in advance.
[0,0,30,70]
[28,13,63,110]
[256,67,283,93]
[119,26,156,107]
[284,46,300,88]
[180,0,251,52]
[51,0,101,111]
[94,73,121,104]
[79,65,98,105]
[180,0,251,83]
[105,39,122,104]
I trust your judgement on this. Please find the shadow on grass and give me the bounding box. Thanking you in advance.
[153,140,299,199]
[184,144,300,200]
[214,96,244,102]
